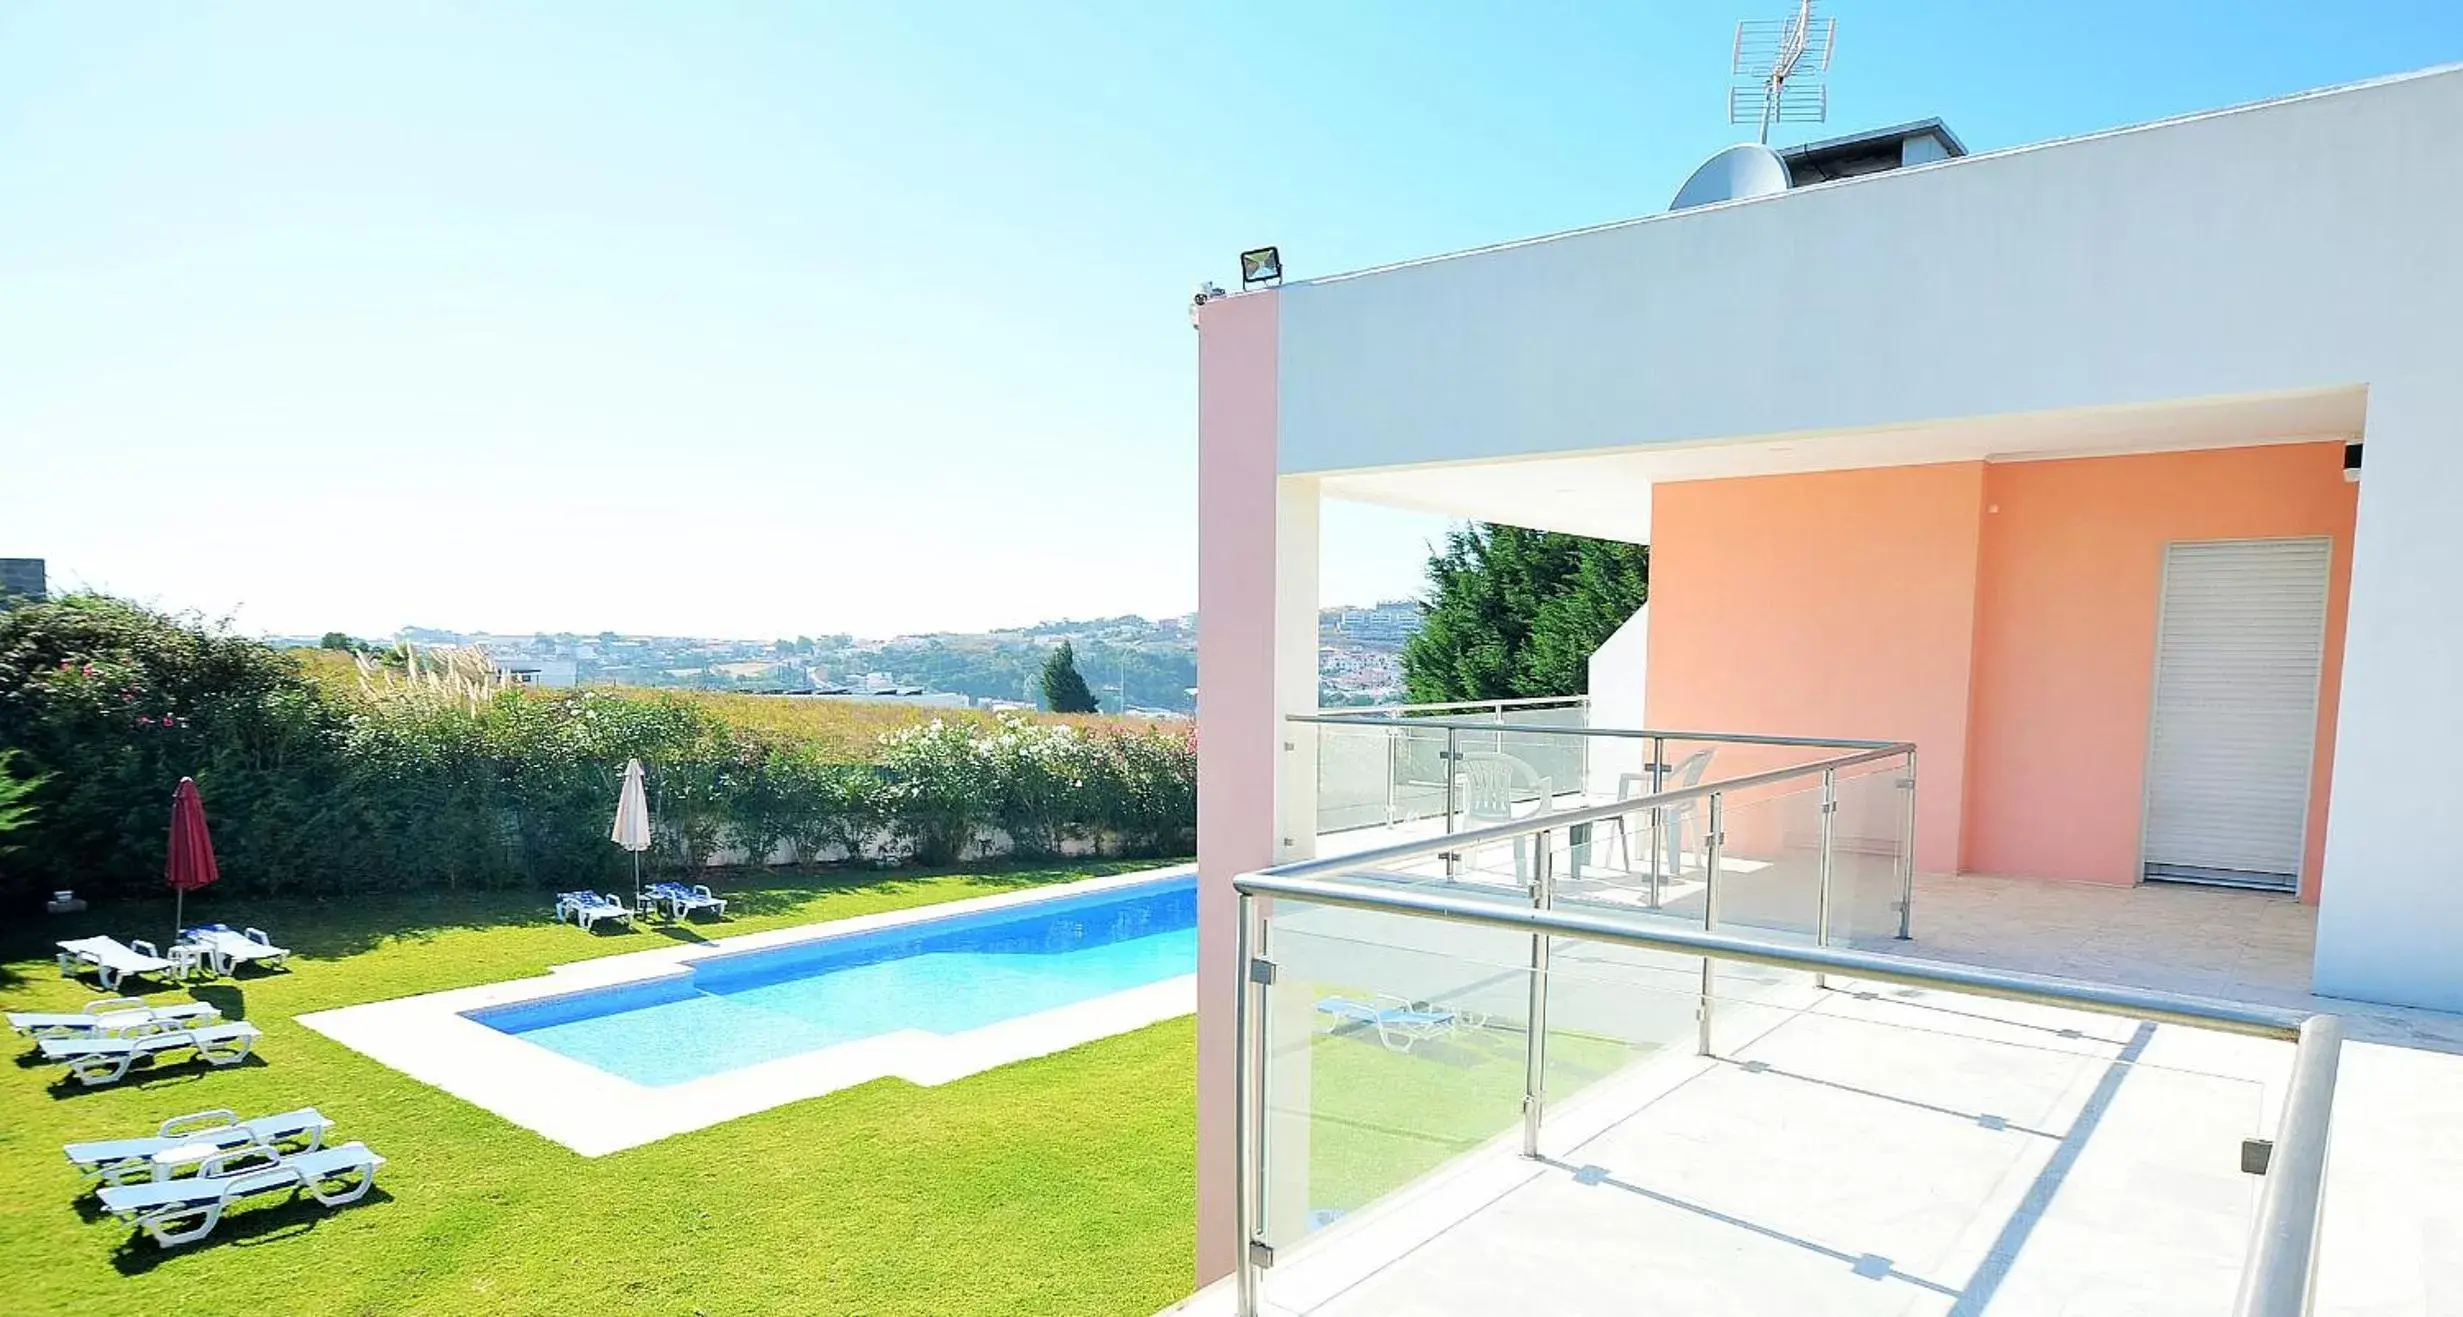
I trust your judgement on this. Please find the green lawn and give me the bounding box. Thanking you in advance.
[0,863,1197,1317]
[1301,1015,1646,1219]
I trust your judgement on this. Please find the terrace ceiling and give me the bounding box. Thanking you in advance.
[1314,387,2367,542]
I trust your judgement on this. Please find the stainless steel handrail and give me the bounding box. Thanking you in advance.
[1241,874,2309,1037]
[1310,695,1591,717]
[1268,741,1915,883]
[1290,712,1902,751]
[1225,872,2342,1317]
[2235,1013,2343,1317]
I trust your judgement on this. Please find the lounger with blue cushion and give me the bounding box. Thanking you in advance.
[64,1107,332,1187]
[55,936,200,991]
[9,997,221,1040]
[554,890,635,931]
[180,924,293,976]
[40,1021,263,1087]
[97,1141,385,1248]
[647,882,727,919]
[1316,996,1467,1054]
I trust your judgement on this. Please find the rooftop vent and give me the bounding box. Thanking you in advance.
[1778,118,1966,184]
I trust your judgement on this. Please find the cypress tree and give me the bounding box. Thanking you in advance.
[1400,524,1648,703]
[1039,641,1101,713]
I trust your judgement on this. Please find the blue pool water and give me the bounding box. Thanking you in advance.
[469,876,1197,1087]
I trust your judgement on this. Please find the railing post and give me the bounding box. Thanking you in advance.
[1232,891,1264,1317]
[1647,734,1666,909]
[1442,726,1461,877]
[1815,767,1836,990]
[2234,1014,2344,1317]
[1897,750,1919,940]
[1522,829,1554,1159]
[1383,727,1398,827]
[1697,792,1723,1057]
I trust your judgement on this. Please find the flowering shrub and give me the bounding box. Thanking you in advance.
[871,715,1191,863]
[0,597,1194,903]
[876,717,1006,864]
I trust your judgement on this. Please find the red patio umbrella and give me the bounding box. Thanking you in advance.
[167,776,219,941]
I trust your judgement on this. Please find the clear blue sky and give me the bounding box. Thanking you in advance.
[3,3,2457,638]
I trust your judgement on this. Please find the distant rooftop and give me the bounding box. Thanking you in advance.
[0,558,45,608]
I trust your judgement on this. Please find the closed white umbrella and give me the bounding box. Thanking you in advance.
[611,759,653,909]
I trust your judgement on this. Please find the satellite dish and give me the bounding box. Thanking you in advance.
[1669,142,1790,212]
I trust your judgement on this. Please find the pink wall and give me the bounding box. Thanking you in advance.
[1963,444,2356,898]
[1645,445,2354,901]
[1192,290,1278,1285]
[1647,463,1988,876]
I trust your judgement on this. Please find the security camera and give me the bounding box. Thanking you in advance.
[1189,281,1228,327]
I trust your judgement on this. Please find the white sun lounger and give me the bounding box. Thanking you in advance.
[555,890,635,931]
[55,937,201,991]
[648,881,727,919]
[64,1107,333,1187]
[9,997,222,1040]
[40,1022,263,1087]
[97,1141,385,1248]
[1316,995,1472,1054]
[181,924,293,976]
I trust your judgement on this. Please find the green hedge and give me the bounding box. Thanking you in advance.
[0,597,1195,904]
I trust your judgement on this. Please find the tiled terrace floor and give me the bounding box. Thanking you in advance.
[1896,873,2463,1316]
[1899,871,2463,1052]
[1172,860,2463,1317]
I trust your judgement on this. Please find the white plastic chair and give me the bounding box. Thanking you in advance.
[1460,752,1552,879]
[1607,749,1713,876]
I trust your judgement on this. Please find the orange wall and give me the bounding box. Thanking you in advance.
[1647,463,1987,875]
[1962,444,2355,898]
[1645,444,2355,901]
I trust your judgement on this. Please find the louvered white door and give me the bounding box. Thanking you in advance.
[2142,539,2331,890]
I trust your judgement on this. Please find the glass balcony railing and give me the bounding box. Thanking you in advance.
[1292,707,1920,941]
[1308,698,1591,837]
[1230,744,2340,1317]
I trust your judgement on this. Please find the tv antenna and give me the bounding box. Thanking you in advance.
[1730,0,1836,144]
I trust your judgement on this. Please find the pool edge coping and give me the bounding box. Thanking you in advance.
[296,862,1196,1155]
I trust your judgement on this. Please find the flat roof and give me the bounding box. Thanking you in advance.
[1256,61,2462,294]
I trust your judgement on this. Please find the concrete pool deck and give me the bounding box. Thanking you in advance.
[298,864,1195,1155]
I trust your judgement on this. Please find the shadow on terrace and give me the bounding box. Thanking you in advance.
[1203,699,2335,1316]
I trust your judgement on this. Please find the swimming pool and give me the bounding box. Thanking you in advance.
[468,875,1197,1087]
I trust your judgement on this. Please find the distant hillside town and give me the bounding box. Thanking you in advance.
[1317,599,1421,706]
[276,601,1424,714]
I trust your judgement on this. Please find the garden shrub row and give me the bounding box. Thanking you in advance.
[0,597,1195,904]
